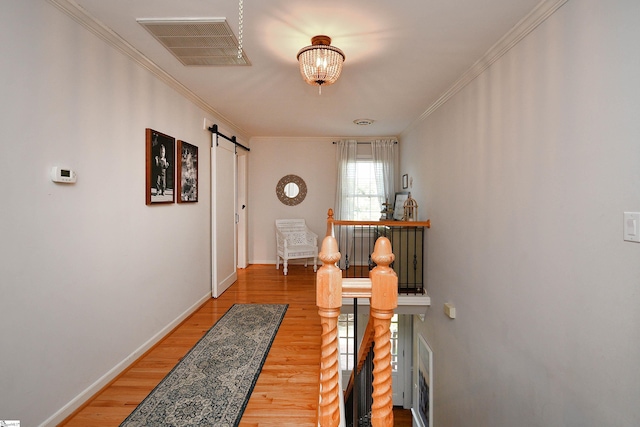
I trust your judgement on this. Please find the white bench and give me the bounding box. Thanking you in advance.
[275,219,318,276]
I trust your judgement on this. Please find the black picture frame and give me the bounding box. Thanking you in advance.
[402,174,409,189]
[393,192,409,220]
[177,140,198,203]
[146,128,175,205]
[414,334,433,427]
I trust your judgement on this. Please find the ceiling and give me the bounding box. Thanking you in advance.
[58,0,543,139]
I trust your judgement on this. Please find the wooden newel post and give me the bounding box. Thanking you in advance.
[369,237,398,427]
[316,233,343,427]
[326,208,335,237]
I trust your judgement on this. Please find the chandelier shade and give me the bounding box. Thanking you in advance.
[297,35,345,91]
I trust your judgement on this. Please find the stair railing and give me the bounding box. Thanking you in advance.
[344,321,375,426]
[325,208,431,294]
[317,211,398,427]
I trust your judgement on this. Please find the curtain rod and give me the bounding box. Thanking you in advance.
[332,140,397,144]
[208,124,250,152]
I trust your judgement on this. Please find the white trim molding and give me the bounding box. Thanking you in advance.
[405,0,569,133]
[40,292,212,427]
[341,294,431,316]
[46,0,248,142]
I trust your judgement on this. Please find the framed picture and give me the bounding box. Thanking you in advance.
[393,192,409,220]
[402,174,409,189]
[177,140,198,203]
[412,333,433,427]
[146,129,175,205]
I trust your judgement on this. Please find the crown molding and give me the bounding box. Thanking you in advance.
[46,0,248,141]
[404,0,569,135]
[47,0,568,142]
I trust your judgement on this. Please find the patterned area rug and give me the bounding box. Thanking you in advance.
[120,303,288,427]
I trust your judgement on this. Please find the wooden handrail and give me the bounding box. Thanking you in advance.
[343,320,375,400]
[326,208,431,229]
[342,278,372,299]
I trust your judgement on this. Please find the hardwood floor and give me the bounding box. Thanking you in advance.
[60,264,412,426]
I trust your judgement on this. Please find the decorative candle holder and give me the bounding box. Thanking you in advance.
[403,192,418,221]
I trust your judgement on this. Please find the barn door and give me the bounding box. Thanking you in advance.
[211,136,237,297]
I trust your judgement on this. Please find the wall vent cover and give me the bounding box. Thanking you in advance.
[137,18,250,66]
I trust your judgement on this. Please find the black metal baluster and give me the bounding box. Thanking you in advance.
[353,298,358,426]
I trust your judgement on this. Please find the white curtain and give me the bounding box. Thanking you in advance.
[335,138,397,220]
[371,139,397,209]
[334,139,397,269]
[334,140,357,269]
[334,139,358,220]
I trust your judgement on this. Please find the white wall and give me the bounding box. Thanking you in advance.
[0,2,224,425]
[402,1,640,425]
[248,137,337,264]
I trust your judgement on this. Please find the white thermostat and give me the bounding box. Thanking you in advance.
[51,167,77,183]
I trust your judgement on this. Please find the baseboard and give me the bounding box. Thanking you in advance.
[40,292,212,427]
[252,259,314,266]
[411,408,419,426]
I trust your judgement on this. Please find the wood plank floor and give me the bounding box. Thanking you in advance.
[60,264,411,426]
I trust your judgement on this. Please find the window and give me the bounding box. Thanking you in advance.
[390,314,399,372]
[338,313,355,370]
[335,140,397,221]
[343,159,383,221]
[338,313,399,373]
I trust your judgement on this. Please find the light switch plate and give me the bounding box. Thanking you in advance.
[444,303,456,319]
[623,212,640,242]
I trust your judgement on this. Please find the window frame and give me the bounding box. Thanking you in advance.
[341,152,385,221]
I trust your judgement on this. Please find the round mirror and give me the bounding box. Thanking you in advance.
[284,182,299,198]
[276,175,307,206]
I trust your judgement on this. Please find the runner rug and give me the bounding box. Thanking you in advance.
[120,303,288,427]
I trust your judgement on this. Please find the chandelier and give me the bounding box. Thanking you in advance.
[296,35,345,94]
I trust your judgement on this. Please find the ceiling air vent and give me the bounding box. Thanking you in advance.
[353,118,374,126]
[137,18,250,66]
